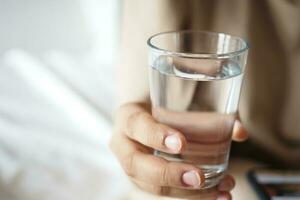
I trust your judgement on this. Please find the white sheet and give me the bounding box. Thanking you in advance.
[0,50,129,200]
[0,1,131,199]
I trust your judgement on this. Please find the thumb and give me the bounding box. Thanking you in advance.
[232,120,248,142]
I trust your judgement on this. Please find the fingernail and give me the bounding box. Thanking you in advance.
[182,170,201,188]
[218,179,234,191]
[233,120,242,134]
[217,193,230,200]
[233,120,247,141]
[217,195,228,200]
[164,134,181,152]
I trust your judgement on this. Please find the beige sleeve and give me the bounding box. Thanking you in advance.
[117,0,188,106]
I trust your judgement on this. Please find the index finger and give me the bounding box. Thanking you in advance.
[126,110,187,154]
[112,133,204,189]
[153,108,247,143]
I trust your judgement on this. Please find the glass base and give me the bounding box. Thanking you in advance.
[155,150,227,189]
[200,165,226,189]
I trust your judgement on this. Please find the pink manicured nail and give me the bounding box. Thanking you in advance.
[217,195,228,200]
[164,134,181,152]
[218,179,234,191]
[182,170,201,187]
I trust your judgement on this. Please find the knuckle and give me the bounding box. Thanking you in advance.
[121,152,136,178]
[145,125,162,147]
[153,125,165,145]
[153,186,170,196]
[144,122,165,148]
[126,111,144,136]
[159,164,170,186]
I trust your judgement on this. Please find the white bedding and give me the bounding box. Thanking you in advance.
[0,1,130,199]
[0,50,129,200]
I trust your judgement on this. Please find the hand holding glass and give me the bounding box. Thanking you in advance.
[148,30,249,188]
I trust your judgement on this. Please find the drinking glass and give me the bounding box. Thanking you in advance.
[147,30,249,188]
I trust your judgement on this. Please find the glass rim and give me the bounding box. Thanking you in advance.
[147,30,249,59]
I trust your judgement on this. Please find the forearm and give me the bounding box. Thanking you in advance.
[117,0,188,105]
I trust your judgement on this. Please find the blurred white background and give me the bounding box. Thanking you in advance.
[0,0,129,200]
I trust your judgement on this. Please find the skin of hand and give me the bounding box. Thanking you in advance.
[110,102,248,200]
